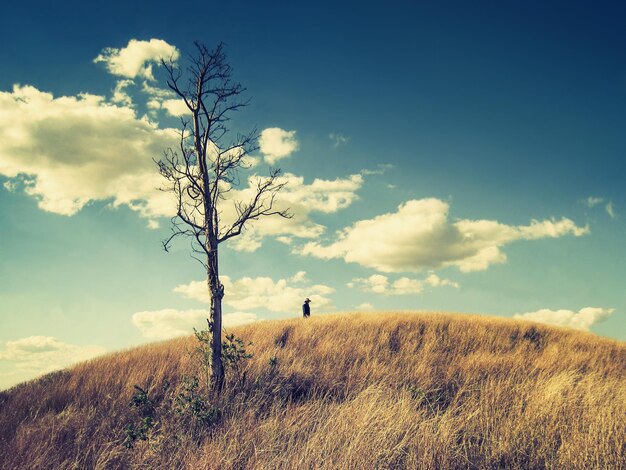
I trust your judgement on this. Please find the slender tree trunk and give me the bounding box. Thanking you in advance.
[207,248,225,392]
[210,292,224,391]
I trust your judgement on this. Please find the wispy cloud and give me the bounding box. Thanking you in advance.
[605,201,616,219]
[583,196,605,208]
[581,196,617,219]
[360,163,395,176]
[329,133,350,147]
[513,307,615,331]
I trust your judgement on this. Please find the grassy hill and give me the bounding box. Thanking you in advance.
[1,312,625,469]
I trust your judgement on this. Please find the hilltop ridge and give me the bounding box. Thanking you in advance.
[1,312,625,469]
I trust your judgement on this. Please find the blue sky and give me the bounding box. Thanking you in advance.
[1,1,624,389]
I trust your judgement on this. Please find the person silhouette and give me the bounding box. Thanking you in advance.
[302,298,311,318]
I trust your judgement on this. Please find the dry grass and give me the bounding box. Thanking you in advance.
[1,312,625,469]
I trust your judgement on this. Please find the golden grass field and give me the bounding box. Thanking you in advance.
[1,312,625,469]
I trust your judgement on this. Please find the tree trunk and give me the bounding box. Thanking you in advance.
[207,248,225,393]
[210,291,224,392]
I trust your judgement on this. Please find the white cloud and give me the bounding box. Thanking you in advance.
[0,84,178,218]
[348,273,459,295]
[513,307,615,331]
[132,309,257,340]
[0,336,105,390]
[329,133,350,147]
[298,198,588,273]
[356,302,375,310]
[94,38,179,80]
[259,128,299,164]
[174,272,334,313]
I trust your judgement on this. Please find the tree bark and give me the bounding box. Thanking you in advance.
[207,248,225,392]
[210,291,224,392]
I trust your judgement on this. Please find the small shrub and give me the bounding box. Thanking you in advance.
[174,376,220,428]
[193,320,254,389]
[222,332,253,386]
[123,385,156,449]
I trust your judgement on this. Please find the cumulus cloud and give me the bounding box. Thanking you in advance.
[349,273,459,295]
[298,198,588,273]
[356,302,375,310]
[0,84,178,218]
[174,272,334,313]
[132,309,257,340]
[94,38,179,80]
[0,336,105,390]
[513,307,615,331]
[259,128,299,164]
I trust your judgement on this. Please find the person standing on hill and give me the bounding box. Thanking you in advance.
[302,298,311,318]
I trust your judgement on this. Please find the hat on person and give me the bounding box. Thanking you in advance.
[304,298,311,303]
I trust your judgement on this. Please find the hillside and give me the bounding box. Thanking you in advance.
[1,312,625,469]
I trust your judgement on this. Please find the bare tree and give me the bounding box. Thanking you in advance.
[156,42,289,392]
